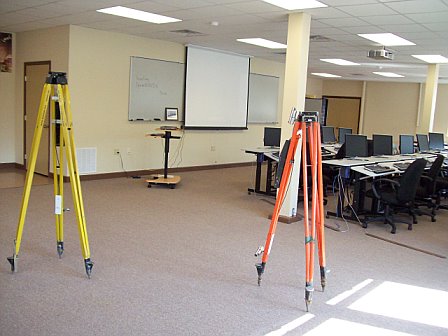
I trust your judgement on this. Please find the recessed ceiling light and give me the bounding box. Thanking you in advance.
[373,72,404,78]
[97,6,181,24]
[320,59,360,66]
[412,55,448,63]
[237,38,287,49]
[358,33,415,46]
[312,73,341,78]
[262,0,328,10]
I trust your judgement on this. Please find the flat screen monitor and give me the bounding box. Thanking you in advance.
[321,126,336,143]
[338,127,352,144]
[399,135,414,154]
[429,132,444,150]
[372,134,393,155]
[416,134,429,152]
[345,134,368,158]
[263,127,281,147]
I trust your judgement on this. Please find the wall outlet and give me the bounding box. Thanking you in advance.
[210,145,216,151]
[114,149,120,155]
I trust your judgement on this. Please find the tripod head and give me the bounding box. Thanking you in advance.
[45,72,67,85]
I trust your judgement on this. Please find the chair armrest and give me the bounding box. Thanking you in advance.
[371,178,400,199]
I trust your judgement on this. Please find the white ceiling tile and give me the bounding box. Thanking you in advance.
[377,24,430,33]
[0,12,38,26]
[224,1,285,14]
[423,22,448,31]
[318,16,370,27]
[384,0,448,14]
[406,11,448,23]
[337,3,398,16]
[360,14,414,25]
[323,0,377,6]
[302,7,351,19]
[338,25,385,34]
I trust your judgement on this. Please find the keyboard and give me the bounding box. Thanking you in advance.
[364,164,394,174]
[321,148,331,156]
[393,162,410,171]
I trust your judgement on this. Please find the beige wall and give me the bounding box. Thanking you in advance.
[5,24,448,171]
[323,79,363,97]
[68,26,285,174]
[362,81,420,141]
[14,25,70,164]
[434,84,448,136]
[0,33,15,163]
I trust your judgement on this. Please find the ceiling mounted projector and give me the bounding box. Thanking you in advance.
[367,48,394,60]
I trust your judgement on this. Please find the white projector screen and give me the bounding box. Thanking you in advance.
[184,45,250,129]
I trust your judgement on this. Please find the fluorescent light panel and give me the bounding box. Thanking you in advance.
[321,58,360,66]
[262,0,328,10]
[373,72,404,78]
[97,6,181,24]
[358,33,415,46]
[412,55,448,63]
[312,73,341,78]
[237,38,286,49]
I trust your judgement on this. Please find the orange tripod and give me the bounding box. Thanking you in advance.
[255,110,327,311]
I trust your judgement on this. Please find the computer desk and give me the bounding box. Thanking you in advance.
[244,147,279,196]
[324,153,437,220]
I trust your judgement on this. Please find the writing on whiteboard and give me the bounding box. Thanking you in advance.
[136,75,158,89]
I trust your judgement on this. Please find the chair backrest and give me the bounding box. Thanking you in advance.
[424,155,445,194]
[427,155,445,179]
[397,158,427,202]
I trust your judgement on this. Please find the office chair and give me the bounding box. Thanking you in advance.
[414,155,445,222]
[363,158,427,234]
[435,168,448,211]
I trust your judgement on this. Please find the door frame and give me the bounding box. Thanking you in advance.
[23,61,51,173]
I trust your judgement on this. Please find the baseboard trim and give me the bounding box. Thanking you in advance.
[0,163,25,170]
[1,162,253,181]
[79,162,253,181]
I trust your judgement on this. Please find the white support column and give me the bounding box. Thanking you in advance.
[417,64,439,133]
[279,12,311,221]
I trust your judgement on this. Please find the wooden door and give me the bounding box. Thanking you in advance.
[24,62,50,176]
[324,96,361,134]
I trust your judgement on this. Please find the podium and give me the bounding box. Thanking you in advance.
[146,129,181,189]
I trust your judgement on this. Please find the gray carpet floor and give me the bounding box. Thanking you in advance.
[0,166,447,336]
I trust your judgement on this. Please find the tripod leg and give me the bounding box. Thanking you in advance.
[58,85,93,278]
[7,84,52,272]
[303,123,316,311]
[52,98,65,258]
[315,125,327,291]
[256,122,302,286]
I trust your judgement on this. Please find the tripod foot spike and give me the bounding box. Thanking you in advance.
[305,283,314,312]
[320,266,327,292]
[255,262,265,286]
[84,258,93,279]
[57,242,64,259]
[7,255,17,272]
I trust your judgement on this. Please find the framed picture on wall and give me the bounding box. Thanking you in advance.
[165,107,178,121]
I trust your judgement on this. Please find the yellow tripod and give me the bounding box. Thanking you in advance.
[7,72,93,278]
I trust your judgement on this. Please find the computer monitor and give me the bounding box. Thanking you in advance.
[372,134,393,155]
[263,127,281,147]
[345,134,368,158]
[429,132,444,150]
[416,134,429,152]
[399,135,414,154]
[338,127,352,144]
[321,126,336,143]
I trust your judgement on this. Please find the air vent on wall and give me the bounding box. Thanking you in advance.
[273,51,286,55]
[170,29,205,36]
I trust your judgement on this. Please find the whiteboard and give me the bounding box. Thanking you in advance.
[184,45,250,129]
[248,73,279,123]
[128,56,185,121]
